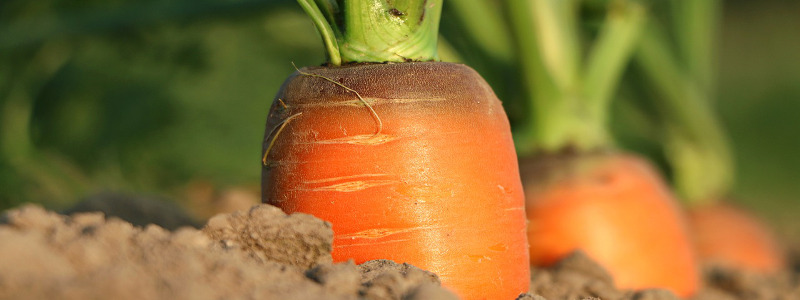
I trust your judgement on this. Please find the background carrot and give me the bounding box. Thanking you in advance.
[629,0,786,274]
[504,0,700,296]
[262,1,529,299]
[521,153,699,296]
[689,203,785,273]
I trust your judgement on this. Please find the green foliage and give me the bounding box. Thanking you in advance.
[0,0,315,209]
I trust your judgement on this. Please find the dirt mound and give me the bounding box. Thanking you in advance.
[0,204,455,300]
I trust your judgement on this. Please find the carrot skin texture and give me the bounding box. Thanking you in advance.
[262,62,529,300]
[689,202,785,274]
[521,153,700,298]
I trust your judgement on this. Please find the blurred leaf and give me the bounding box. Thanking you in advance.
[0,0,294,50]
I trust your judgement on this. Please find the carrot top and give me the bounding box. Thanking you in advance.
[507,0,647,155]
[633,0,732,205]
[297,0,442,66]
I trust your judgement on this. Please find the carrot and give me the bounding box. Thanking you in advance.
[521,152,699,296]
[689,203,785,273]
[632,1,785,275]
[506,0,700,297]
[261,1,529,299]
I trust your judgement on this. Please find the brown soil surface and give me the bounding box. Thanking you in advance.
[0,202,797,300]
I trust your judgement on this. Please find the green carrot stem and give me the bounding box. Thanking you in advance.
[671,0,720,97]
[636,22,733,204]
[529,0,581,93]
[297,0,342,65]
[583,1,646,132]
[298,0,442,65]
[509,0,645,155]
[507,0,565,155]
[444,0,513,65]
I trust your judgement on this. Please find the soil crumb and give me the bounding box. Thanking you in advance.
[0,203,454,300]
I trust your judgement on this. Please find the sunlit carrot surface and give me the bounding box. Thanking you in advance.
[522,152,699,298]
[262,62,529,300]
[689,202,785,274]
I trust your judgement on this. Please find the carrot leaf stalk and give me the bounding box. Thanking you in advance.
[442,0,514,66]
[297,0,342,65]
[671,0,720,96]
[634,7,733,205]
[509,0,647,155]
[297,0,442,66]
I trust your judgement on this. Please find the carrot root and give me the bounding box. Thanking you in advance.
[263,62,530,300]
[521,152,700,297]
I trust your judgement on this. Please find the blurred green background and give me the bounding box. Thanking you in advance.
[0,0,798,229]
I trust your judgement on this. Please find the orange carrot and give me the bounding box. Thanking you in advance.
[262,2,531,297]
[689,203,785,273]
[521,152,700,297]
[262,62,529,299]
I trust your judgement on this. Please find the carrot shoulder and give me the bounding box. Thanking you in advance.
[262,62,529,300]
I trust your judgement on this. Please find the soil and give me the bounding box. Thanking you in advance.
[0,202,797,300]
